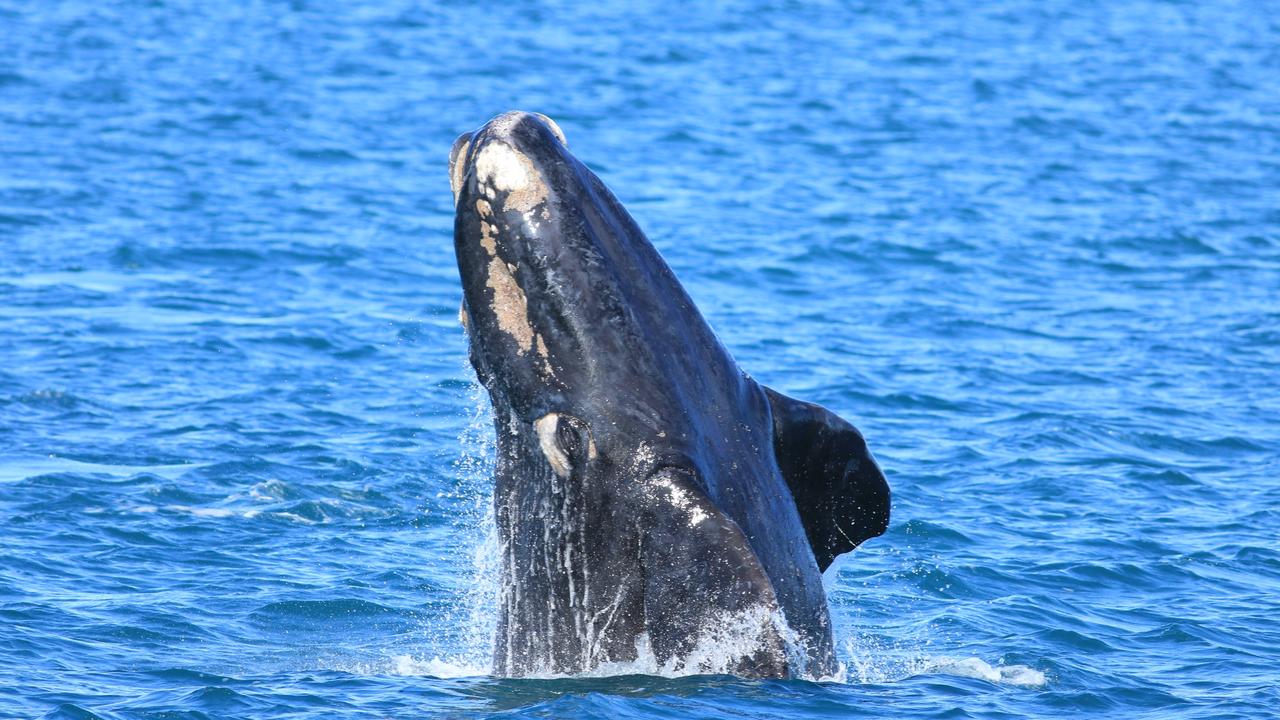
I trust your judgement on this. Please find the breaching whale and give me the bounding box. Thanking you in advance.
[448,111,889,679]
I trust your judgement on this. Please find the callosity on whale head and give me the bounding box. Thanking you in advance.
[449,111,890,679]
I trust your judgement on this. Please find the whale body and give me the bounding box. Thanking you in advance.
[449,111,890,679]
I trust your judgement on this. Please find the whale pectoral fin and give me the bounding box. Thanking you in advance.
[638,468,790,678]
[764,386,891,572]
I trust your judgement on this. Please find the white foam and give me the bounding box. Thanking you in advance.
[366,619,1046,687]
[678,606,809,678]
[270,511,319,525]
[921,656,1046,687]
[450,607,808,681]
[247,479,288,501]
[312,654,486,679]
[388,654,487,679]
[839,633,1045,688]
[112,503,315,524]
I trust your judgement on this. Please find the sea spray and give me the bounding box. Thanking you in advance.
[454,378,501,672]
[839,632,1045,687]
[410,375,499,676]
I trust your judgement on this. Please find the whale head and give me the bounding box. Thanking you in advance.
[449,110,736,478]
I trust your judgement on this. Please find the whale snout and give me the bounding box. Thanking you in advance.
[450,112,578,408]
[480,110,567,147]
[449,111,567,205]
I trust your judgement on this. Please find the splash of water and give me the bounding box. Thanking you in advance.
[838,632,1045,687]
[412,375,498,676]
[404,607,807,681]
[455,379,500,672]
[407,378,1045,687]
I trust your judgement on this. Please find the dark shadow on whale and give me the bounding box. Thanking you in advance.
[448,111,889,679]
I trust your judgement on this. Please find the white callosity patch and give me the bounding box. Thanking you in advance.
[449,139,471,203]
[471,195,537,357]
[474,142,530,194]
[533,413,598,480]
[473,141,549,215]
[484,255,536,355]
[479,220,497,255]
[464,144,553,371]
[534,413,572,479]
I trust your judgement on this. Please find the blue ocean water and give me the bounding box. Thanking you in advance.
[3,0,1279,717]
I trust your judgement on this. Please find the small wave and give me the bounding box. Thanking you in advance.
[336,649,1046,688]
[246,478,291,501]
[0,456,204,483]
[116,493,383,524]
[167,504,243,518]
[255,598,398,619]
[841,636,1045,687]
[318,653,487,679]
[844,651,1045,688]
[390,654,487,678]
[916,656,1046,687]
[39,703,107,720]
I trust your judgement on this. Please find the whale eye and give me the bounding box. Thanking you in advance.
[556,415,584,460]
[534,412,594,479]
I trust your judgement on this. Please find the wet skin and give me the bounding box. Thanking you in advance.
[449,111,889,679]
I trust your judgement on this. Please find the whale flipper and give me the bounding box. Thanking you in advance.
[764,387,891,572]
[639,468,790,678]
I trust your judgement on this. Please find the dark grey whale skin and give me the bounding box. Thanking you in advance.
[450,112,889,679]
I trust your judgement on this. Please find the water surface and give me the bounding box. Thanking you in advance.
[2,1,1279,718]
